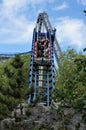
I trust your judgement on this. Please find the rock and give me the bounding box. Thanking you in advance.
[0,104,86,130]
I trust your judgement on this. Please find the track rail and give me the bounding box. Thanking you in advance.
[28,12,59,106]
[0,51,31,59]
[36,12,61,65]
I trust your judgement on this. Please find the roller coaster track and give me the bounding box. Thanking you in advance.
[28,12,61,106]
[0,51,31,59]
[36,12,61,65]
[0,12,61,106]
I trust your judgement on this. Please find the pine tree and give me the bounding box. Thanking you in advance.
[54,48,86,110]
[0,54,30,120]
[4,55,27,115]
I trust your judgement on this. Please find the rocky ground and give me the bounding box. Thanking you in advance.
[0,103,86,130]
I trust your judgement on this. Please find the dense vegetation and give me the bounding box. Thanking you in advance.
[0,54,30,120]
[0,48,86,125]
[54,48,86,114]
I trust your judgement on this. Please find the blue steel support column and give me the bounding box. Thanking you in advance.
[34,71,37,100]
[51,52,55,90]
[46,70,50,106]
[28,28,36,104]
[48,30,55,91]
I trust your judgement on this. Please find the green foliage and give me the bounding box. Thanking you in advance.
[54,48,86,112]
[83,10,86,14]
[25,107,32,116]
[4,120,28,130]
[0,104,10,120]
[75,122,80,130]
[0,54,30,120]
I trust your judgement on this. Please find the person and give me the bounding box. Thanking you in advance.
[38,42,41,50]
[37,38,42,57]
[41,36,46,44]
[38,50,42,57]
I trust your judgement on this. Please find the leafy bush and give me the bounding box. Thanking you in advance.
[25,107,32,116]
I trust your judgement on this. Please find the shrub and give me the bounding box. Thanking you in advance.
[25,107,32,116]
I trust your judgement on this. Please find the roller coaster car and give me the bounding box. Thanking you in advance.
[34,38,51,63]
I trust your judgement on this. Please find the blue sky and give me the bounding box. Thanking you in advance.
[0,0,86,53]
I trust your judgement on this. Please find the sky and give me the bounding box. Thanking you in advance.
[0,0,86,53]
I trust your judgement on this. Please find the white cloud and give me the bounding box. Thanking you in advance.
[53,2,69,11]
[0,22,35,44]
[0,0,35,44]
[55,17,86,50]
[0,0,53,44]
[77,0,86,5]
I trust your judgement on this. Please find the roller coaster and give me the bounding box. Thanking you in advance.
[0,12,61,106]
[28,12,61,106]
[0,51,31,59]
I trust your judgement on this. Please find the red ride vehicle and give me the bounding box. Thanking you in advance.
[34,37,51,63]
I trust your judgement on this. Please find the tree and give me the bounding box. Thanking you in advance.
[54,48,86,110]
[0,54,30,120]
[4,55,27,115]
[74,52,86,110]
[0,62,16,120]
[83,10,86,14]
[83,48,86,52]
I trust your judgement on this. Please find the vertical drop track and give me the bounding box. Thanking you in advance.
[28,12,60,106]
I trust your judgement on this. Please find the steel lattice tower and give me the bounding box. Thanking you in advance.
[28,12,61,106]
